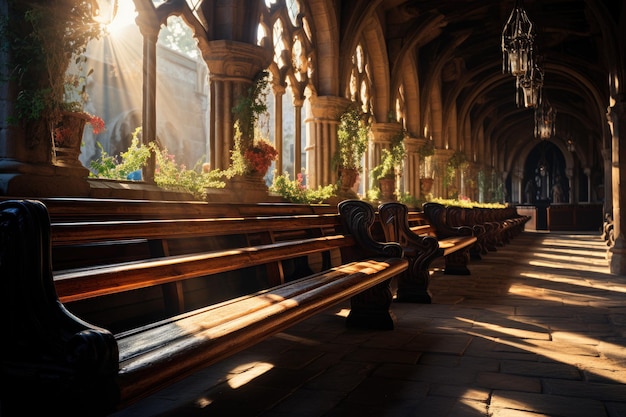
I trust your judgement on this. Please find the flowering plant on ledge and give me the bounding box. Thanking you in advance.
[243,138,278,175]
[53,112,105,147]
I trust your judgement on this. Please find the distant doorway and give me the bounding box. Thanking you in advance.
[522,141,568,205]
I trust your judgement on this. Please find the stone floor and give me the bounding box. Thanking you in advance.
[112,231,626,417]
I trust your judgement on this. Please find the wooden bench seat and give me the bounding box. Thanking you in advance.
[0,199,407,416]
[377,202,476,303]
[415,202,477,276]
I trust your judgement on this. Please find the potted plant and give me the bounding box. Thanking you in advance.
[370,129,406,201]
[3,1,103,152]
[53,68,106,167]
[334,102,370,194]
[230,70,278,178]
[418,139,436,197]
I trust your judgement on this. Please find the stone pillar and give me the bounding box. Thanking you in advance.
[511,169,522,204]
[307,96,351,188]
[607,99,626,274]
[202,41,272,170]
[272,84,285,175]
[500,171,509,203]
[293,96,304,179]
[602,147,612,208]
[135,12,159,183]
[433,149,454,199]
[583,167,591,203]
[369,122,403,194]
[404,137,423,199]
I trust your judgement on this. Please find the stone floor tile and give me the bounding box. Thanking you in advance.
[501,360,582,379]
[490,390,607,417]
[542,378,626,402]
[111,232,626,417]
[476,371,541,392]
[344,347,421,364]
[302,361,375,392]
[403,333,473,355]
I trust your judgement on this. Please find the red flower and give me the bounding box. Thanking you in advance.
[88,115,106,135]
[244,139,278,174]
[53,113,106,146]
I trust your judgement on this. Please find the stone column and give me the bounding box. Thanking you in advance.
[272,84,285,175]
[511,169,522,204]
[306,96,351,188]
[404,137,423,199]
[201,41,272,170]
[135,12,159,183]
[369,122,403,194]
[433,149,454,199]
[602,147,612,208]
[607,99,626,274]
[293,96,304,179]
[583,167,591,203]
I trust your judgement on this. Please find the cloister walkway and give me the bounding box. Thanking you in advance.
[113,231,626,417]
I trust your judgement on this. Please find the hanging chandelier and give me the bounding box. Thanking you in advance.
[517,63,543,108]
[502,0,535,78]
[534,96,556,140]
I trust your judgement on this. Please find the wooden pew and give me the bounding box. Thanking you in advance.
[377,202,477,303]
[0,199,407,416]
[418,202,477,276]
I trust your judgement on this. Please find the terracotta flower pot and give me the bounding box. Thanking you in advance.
[53,111,90,168]
[379,177,395,201]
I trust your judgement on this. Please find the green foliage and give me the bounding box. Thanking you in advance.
[371,149,396,180]
[429,197,505,208]
[152,144,225,200]
[89,133,150,180]
[418,139,435,159]
[232,70,270,149]
[270,172,337,204]
[158,16,199,59]
[397,192,425,208]
[89,127,225,200]
[2,2,103,134]
[371,129,406,181]
[334,103,370,171]
[365,187,382,202]
[448,150,468,168]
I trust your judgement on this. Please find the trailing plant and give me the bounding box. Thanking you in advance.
[232,70,270,149]
[371,129,406,181]
[333,102,370,171]
[371,149,396,181]
[2,1,103,144]
[228,70,278,176]
[448,150,468,169]
[270,172,337,204]
[418,139,435,159]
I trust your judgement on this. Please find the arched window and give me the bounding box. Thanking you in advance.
[78,1,209,179]
[348,43,373,116]
[260,0,316,180]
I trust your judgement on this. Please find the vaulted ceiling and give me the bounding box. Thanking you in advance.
[374,0,622,166]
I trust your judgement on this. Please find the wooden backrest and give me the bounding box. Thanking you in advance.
[45,198,396,333]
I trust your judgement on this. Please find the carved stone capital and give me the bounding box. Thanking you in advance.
[203,40,272,82]
[309,96,351,121]
[370,122,403,145]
